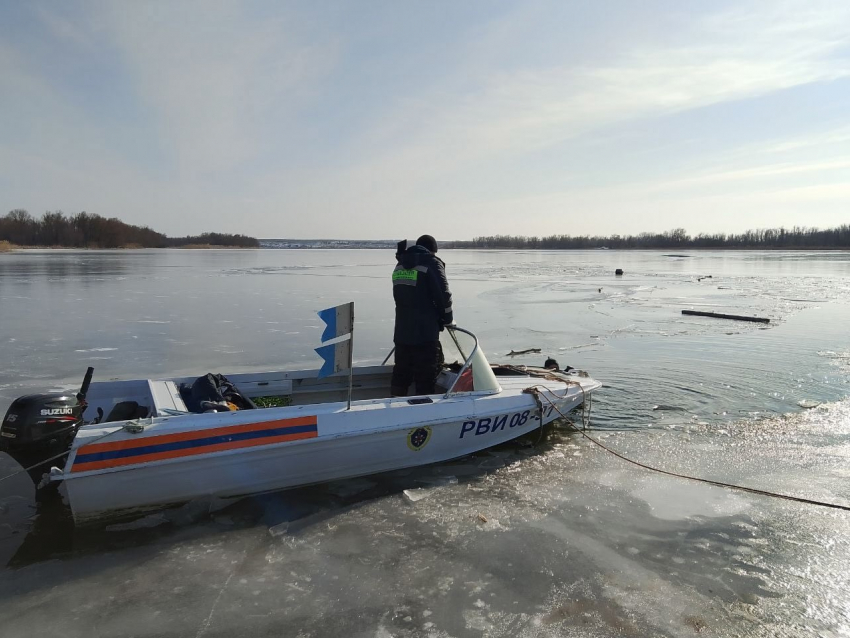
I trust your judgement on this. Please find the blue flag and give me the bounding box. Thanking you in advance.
[318,302,354,343]
[315,339,351,379]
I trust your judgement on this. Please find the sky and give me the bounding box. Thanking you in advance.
[1,0,849,240]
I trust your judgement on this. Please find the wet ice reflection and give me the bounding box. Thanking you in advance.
[1,249,849,636]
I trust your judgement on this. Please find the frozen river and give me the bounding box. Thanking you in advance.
[1,248,849,637]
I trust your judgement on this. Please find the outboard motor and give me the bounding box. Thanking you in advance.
[0,367,93,487]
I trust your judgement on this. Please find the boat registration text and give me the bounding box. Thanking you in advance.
[459,410,531,438]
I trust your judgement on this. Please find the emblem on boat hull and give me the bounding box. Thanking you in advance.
[407,426,432,451]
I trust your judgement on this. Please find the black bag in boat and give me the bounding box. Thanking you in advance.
[183,373,254,412]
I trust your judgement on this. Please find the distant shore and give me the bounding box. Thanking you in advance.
[0,243,255,251]
[1,210,259,249]
[258,239,850,251]
[449,246,850,251]
[5,240,849,253]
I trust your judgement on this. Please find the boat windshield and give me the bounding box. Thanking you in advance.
[439,327,501,395]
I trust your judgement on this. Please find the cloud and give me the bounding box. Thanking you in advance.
[2,0,849,237]
[1,1,341,232]
[92,0,339,179]
[293,4,847,237]
[744,125,850,155]
[340,1,850,180]
[268,0,849,236]
[650,158,850,193]
[34,4,94,49]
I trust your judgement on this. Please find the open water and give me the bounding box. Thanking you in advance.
[0,248,848,637]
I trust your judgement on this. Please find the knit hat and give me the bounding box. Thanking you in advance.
[416,234,438,253]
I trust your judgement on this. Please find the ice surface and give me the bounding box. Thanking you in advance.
[1,249,849,637]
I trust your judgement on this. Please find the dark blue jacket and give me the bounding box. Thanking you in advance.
[392,244,453,344]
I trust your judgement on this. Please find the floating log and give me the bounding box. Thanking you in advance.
[682,310,770,323]
[508,348,541,356]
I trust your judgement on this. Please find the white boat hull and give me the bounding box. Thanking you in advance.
[61,374,596,522]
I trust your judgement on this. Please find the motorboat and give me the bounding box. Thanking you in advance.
[0,326,601,523]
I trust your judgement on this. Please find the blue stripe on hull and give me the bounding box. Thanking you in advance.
[75,424,318,464]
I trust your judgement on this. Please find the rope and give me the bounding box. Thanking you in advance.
[525,388,547,444]
[528,387,850,513]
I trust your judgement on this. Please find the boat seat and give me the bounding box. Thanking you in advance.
[149,380,189,416]
[104,401,149,422]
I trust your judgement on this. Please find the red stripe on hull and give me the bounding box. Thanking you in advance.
[80,416,317,454]
[71,430,317,473]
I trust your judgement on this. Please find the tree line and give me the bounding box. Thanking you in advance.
[0,210,259,248]
[454,226,850,249]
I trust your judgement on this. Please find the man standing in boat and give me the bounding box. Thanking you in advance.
[391,235,453,396]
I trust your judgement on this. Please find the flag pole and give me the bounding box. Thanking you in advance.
[347,302,354,410]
